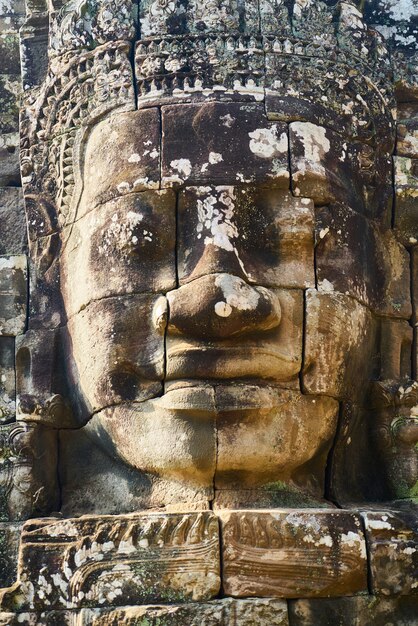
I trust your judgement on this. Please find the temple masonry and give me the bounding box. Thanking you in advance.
[0,0,417,624]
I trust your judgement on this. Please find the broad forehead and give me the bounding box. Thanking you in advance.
[80,100,387,220]
[81,102,289,213]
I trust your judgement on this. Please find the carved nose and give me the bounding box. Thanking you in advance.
[167,273,281,340]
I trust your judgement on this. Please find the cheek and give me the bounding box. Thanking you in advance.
[302,289,376,400]
[67,294,165,414]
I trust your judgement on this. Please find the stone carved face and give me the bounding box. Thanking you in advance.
[56,98,411,508]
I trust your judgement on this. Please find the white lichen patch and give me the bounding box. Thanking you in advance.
[220,113,235,128]
[99,211,147,257]
[196,187,238,252]
[248,125,288,159]
[341,531,367,559]
[366,519,392,530]
[208,152,223,165]
[170,158,192,178]
[293,122,331,162]
[318,278,335,292]
[46,521,79,537]
[128,153,141,163]
[215,274,260,312]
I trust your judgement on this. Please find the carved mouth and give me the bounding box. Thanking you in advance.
[165,346,300,382]
[156,381,296,414]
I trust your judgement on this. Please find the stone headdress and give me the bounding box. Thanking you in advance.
[20,0,396,241]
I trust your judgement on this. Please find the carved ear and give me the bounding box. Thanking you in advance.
[24,193,59,242]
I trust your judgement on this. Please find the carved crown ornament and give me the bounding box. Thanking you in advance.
[20,0,396,238]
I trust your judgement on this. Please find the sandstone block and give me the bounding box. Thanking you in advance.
[0,598,289,625]
[0,422,58,521]
[59,424,214,517]
[0,131,20,186]
[393,156,418,247]
[66,294,165,416]
[0,256,27,336]
[379,319,414,380]
[177,186,315,289]
[5,512,220,611]
[315,204,411,318]
[214,389,338,493]
[290,122,367,208]
[0,522,21,587]
[166,288,303,384]
[0,337,15,424]
[362,510,418,596]
[81,598,289,625]
[78,110,161,219]
[60,190,176,318]
[302,290,376,399]
[15,329,76,428]
[289,595,418,625]
[0,188,27,255]
[161,103,289,189]
[220,509,368,598]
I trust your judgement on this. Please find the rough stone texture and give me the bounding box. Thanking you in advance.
[0,0,416,621]
[0,337,15,425]
[315,204,411,318]
[0,598,289,625]
[177,187,315,289]
[0,523,21,588]
[0,256,27,337]
[220,510,368,598]
[161,103,289,188]
[302,290,376,400]
[0,188,27,256]
[289,595,418,626]
[1,512,220,611]
[0,422,58,521]
[362,510,418,596]
[393,156,418,246]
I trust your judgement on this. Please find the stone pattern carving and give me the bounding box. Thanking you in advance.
[0,0,416,623]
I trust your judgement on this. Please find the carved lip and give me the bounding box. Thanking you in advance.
[155,381,296,414]
[166,346,299,382]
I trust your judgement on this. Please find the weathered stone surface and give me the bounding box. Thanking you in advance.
[0,337,15,425]
[0,422,58,521]
[302,290,376,399]
[60,190,176,318]
[66,294,165,418]
[166,288,303,383]
[76,110,161,221]
[315,204,411,318]
[380,319,414,380]
[0,188,27,255]
[362,510,418,596]
[289,595,418,626]
[82,598,289,625]
[220,510,368,598]
[215,390,338,494]
[397,106,418,159]
[290,123,364,207]
[59,424,214,516]
[393,156,418,247]
[3,512,220,611]
[0,598,289,625]
[15,329,75,428]
[177,187,315,288]
[0,132,20,187]
[161,103,289,188]
[0,522,21,588]
[0,256,27,336]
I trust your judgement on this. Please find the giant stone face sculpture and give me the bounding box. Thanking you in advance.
[15,0,416,515]
[0,0,417,621]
